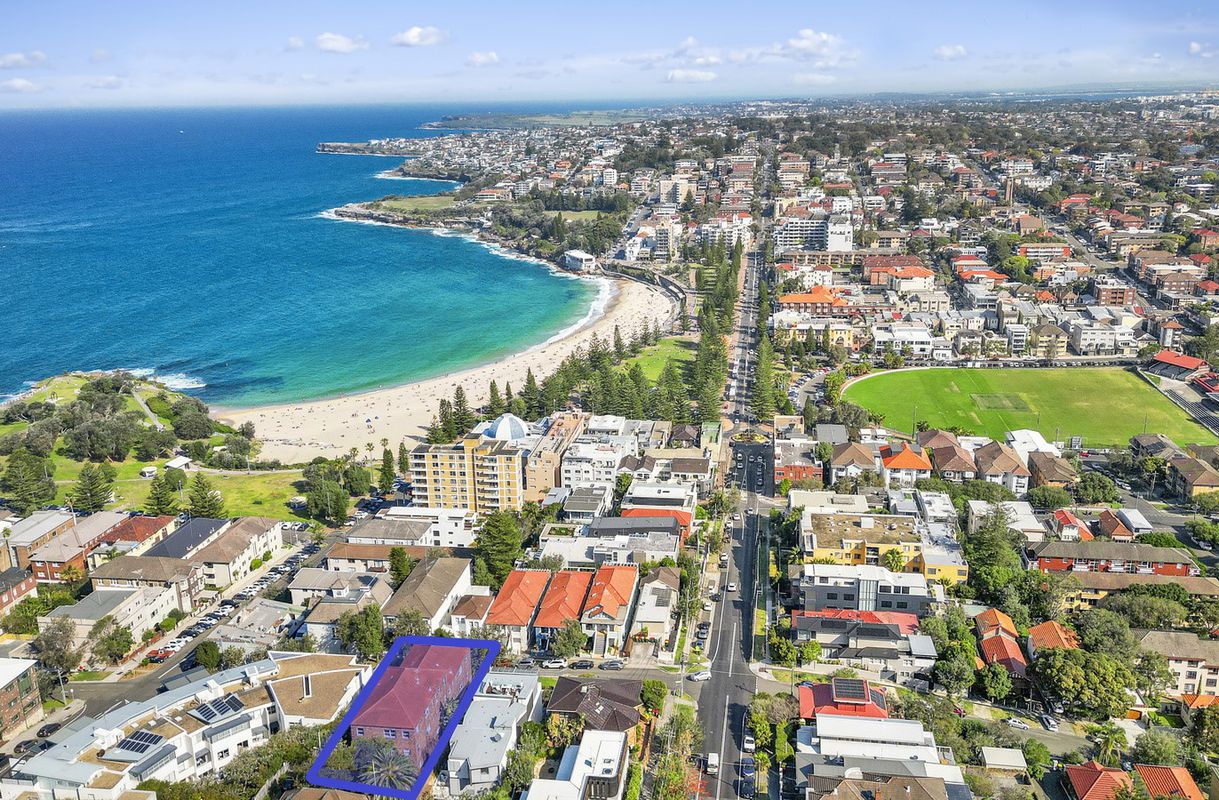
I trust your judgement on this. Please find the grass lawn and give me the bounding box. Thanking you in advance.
[42,698,66,712]
[543,209,604,222]
[377,195,456,212]
[623,336,697,383]
[110,470,311,520]
[69,670,109,682]
[843,368,1219,448]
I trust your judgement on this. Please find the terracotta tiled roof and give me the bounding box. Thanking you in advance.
[485,569,550,627]
[534,569,594,629]
[1066,762,1132,800]
[979,635,1028,677]
[975,608,1018,639]
[791,609,919,635]
[1027,620,1079,652]
[1134,765,1204,800]
[881,442,932,472]
[582,564,638,622]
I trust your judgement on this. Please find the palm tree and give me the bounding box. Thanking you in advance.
[1087,721,1127,767]
[358,745,418,790]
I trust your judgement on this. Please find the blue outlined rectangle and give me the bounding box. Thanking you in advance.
[306,635,501,800]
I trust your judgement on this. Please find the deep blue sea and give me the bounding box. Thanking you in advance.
[0,105,598,406]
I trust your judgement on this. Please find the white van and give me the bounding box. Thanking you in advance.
[706,752,719,775]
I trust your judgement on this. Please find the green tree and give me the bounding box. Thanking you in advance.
[70,464,114,513]
[751,333,776,421]
[452,386,476,434]
[93,622,134,664]
[378,448,396,495]
[486,381,505,416]
[641,679,667,712]
[1131,729,1180,766]
[32,616,82,678]
[388,547,414,588]
[306,479,348,522]
[1027,485,1072,510]
[473,511,524,589]
[145,472,179,515]
[194,640,222,672]
[186,473,225,518]
[978,663,1013,701]
[336,605,385,661]
[1022,738,1052,780]
[341,462,371,496]
[882,548,906,572]
[357,741,418,790]
[935,651,976,698]
[1087,721,1128,767]
[390,609,431,639]
[550,618,588,659]
[0,448,56,515]
[1075,472,1119,505]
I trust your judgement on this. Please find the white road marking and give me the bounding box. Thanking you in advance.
[716,692,731,800]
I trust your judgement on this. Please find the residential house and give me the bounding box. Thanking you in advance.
[29,511,126,583]
[519,729,628,800]
[791,610,936,687]
[0,569,38,618]
[880,442,933,489]
[142,517,230,561]
[1025,541,1201,576]
[88,515,178,567]
[1061,572,1219,611]
[1169,455,1219,499]
[192,517,281,587]
[447,593,493,639]
[547,677,642,731]
[975,608,1028,681]
[484,569,550,654]
[5,511,75,570]
[1025,620,1080,660]
[793,563,941,616]
[1132,765,1204,800]
[1052,509,1093,542]
[89,556,205,614]
[798,677,890,720]
[829,442,880,485]
[382,557,472,632]
[1064,762,1132,800]
[972,442,1030,496]
[0,659,42,742]
[629,566,681,657]
[532,569,594,653]
[619,481,697,539]
[1028,451,1078,489]
[39,587,177,653]
[1136,630,1219,694]
[1095,510,1135,541]
[445,671,543,796]
[581,564,639,656]
[928,444,977,482]
[349,644,474,769]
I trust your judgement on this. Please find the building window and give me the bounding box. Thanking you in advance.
[385,729,396,739]
[356,727,365,737]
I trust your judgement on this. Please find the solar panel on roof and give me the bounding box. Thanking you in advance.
[831,678,868,703]
[190,693,245,724]
[116,730,164,755]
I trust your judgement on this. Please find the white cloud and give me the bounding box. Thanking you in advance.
[786,29,855,68]
[285,36,304,51]
[315,33,368,54]
[1,78,40,93]
[0,50,47,69]
[391,26,445,47]
[666,68,716,83]
[1190,41,1215,58]
[793,72,837,86]
[933,44,968,61]
[466,51,500,67]
[87,75,123,90]
[90,49,112,63]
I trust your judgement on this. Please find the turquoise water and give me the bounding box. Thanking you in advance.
[0,106,596,405]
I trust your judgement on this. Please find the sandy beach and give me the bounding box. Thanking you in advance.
[216,279,676,463]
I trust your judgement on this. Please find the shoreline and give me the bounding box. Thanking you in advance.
[216,277,674,463]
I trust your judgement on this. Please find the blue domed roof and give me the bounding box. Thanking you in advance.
[484,413,529,441]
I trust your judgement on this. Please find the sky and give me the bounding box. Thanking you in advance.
[2,1,1219,109]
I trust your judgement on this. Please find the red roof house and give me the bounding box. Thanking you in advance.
[798,677,890,720]
[1133,765,1204,800]
[1065,762,1133,800]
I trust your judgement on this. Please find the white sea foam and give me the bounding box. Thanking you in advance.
[124,368,207,391]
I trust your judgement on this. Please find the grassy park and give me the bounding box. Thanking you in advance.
[623,336,697,383]
[842,367,1218,448]
[376,194,458,212]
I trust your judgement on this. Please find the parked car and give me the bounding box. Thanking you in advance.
[726,582,737,592]
[742,734,755,753]
[515,657,536,668]
[37,723,61,738]
[568,659,594,670]
[599,659,625,671]
[541,659,566,669]
[688,670,712,682]
[740,756,755,779]
[739,778,755,799]
[1005,718,1030,730]
[1042,715,1059,732]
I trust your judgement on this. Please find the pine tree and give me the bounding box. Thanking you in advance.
[521,369,541,418]
[613,325,627,362]
[379,448,397,495]
[145,472,179,516]
[186,473,225,518]
[751,333,777,422]
[452,386,475,434]
[0,448,56,516]
[486,381,505,416]
[437,399,456,441]
[398,442,410,474]
[70,464,111,513]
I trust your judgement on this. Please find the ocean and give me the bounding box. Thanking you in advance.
[0,105,599,406]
